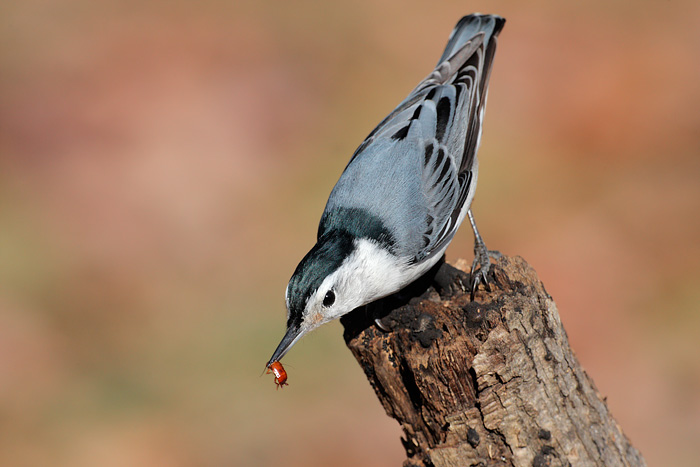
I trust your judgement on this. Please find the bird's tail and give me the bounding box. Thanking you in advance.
[437,14,505,66]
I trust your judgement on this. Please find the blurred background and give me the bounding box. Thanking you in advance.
[1,1,699,466]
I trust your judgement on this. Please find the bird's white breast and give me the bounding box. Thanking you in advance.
[340,238,446,307]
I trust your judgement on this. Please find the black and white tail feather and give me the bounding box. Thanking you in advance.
[268,14,505,367]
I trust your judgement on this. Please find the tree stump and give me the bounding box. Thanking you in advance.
[340,255,646,467]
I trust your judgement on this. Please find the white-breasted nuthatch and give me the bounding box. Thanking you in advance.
[267,14,505,368]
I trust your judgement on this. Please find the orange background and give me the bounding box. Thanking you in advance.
[1,1,699,466]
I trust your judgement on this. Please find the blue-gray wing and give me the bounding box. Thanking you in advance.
[321,15,505,263]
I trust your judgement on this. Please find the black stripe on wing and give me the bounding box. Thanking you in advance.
[413,26,501,263]
[345,34,485,166]
[411,170,473,264]
[390,104,424,142]
[410,140,465,264]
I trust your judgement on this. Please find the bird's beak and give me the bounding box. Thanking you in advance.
[267,325,304,367]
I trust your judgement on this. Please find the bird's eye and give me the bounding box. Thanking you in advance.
[322,290,335,307]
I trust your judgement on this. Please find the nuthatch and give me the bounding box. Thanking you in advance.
[267,14,505,370]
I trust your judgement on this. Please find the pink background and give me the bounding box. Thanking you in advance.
[1,1,699,466]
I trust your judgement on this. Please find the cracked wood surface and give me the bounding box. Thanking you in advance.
[341,255,645,467]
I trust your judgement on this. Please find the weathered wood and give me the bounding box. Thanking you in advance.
[341,255,645,467]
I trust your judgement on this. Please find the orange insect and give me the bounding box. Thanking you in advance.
[267,361,288,389]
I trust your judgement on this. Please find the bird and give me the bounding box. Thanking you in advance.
[267,14,505,368]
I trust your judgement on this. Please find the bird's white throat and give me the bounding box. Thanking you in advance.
[318,238,443,321]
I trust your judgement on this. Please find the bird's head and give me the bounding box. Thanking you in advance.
[267,229,403,366]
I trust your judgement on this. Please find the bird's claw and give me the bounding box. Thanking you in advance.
[470,244,499,300]
[374,317,392,332]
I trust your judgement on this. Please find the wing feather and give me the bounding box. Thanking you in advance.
[323,15,505,263]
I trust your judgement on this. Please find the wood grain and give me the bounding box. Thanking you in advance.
[341,255,645,467]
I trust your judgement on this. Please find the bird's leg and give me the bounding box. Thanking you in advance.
[468,209,500,300]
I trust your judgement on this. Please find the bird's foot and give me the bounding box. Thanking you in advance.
[470,244,501,300]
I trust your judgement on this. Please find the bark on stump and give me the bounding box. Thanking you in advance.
[340,255,645,467]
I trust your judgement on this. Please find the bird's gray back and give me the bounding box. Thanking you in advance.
[320,14,505,263]
[322,136,429,257]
